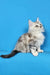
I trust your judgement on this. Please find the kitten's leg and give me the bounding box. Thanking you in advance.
[26,46,30,53]
[38,47,44,53]
[31,47,38,56]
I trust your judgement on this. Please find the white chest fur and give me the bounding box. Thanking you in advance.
[32,32,45,46]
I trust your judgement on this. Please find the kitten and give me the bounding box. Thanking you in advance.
[0,17,45,58]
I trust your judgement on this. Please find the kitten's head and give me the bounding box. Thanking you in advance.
[28,17,44,32]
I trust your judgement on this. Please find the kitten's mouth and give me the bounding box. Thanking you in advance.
[41,28,45,32]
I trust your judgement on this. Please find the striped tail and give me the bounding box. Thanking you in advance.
[0,50,21,58]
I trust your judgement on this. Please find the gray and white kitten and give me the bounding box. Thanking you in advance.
[0,18,45,58]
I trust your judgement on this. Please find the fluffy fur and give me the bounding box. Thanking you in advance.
[0,17,45,58]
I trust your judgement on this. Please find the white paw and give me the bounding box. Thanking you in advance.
[33,51,38,56]
[38,50,44,53]
[31,49,38,56]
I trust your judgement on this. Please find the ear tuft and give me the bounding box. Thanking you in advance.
[36,17,39,22]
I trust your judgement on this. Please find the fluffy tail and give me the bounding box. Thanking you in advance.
[0,50,21,58]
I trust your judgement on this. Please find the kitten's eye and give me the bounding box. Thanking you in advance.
[35,25,38,27]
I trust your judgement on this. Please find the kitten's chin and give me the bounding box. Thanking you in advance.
[41,29,45,32]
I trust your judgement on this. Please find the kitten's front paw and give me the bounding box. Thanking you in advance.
[38,50,44,53]
[31,49,38,56]
[33,51,38,56]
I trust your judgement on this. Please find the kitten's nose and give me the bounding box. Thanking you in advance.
[40,25,42,28]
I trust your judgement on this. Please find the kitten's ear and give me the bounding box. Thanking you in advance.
[36,17,39,22]
[29,20,33,26]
